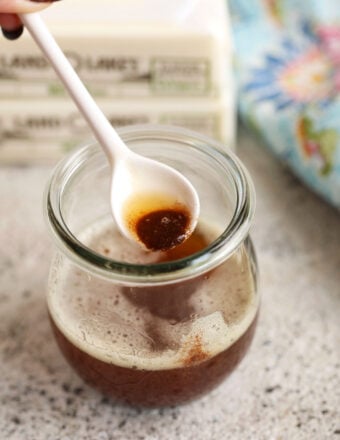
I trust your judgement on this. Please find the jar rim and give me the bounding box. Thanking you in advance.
[45,124,255,284]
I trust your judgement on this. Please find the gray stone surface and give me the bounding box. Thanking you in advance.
[0,127,339,440]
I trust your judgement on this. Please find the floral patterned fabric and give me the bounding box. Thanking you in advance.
[229,0,340,208]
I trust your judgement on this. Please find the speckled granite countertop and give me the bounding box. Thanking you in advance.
[0,127,339,440]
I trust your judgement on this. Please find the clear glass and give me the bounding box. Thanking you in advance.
[45,124,259,407]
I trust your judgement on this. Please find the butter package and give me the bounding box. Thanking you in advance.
[0,96,234,164]
[0,0,232,99]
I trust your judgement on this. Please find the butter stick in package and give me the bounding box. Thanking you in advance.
[0,0,233,100]
[0,96,234,164]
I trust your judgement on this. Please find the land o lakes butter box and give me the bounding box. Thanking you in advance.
[0,0,235,163]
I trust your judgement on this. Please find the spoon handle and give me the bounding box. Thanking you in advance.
[20,12,128,165]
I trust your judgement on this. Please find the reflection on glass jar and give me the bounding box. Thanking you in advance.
[45,125,259,407]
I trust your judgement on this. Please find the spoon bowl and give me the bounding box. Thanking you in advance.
[111,150,200,249]
[20,12,200,248]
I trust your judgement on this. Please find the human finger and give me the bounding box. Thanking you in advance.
[0,12,23,39]
[0,0,57,14]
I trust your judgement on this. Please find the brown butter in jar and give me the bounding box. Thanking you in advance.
[46,125,258,407]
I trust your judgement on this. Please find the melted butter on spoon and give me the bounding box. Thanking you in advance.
[122,192,193,251]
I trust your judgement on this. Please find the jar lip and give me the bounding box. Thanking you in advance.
[45,124,255,284]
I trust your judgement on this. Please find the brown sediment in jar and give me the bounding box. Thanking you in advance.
[181,334,210,366]
[135,207,191,251]
[122,192,192,251]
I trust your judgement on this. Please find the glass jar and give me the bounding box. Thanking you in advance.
[45,125,259,407]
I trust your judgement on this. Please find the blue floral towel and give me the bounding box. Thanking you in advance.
[229,0,340,208]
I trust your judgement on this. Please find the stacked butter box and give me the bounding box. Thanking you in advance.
[0,0,235,164]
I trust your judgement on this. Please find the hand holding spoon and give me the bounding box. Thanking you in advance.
[20,12,200,250]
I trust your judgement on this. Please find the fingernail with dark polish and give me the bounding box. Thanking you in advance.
[2,26,24,40]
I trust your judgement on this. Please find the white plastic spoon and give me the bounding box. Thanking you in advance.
[20,13,200,250]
